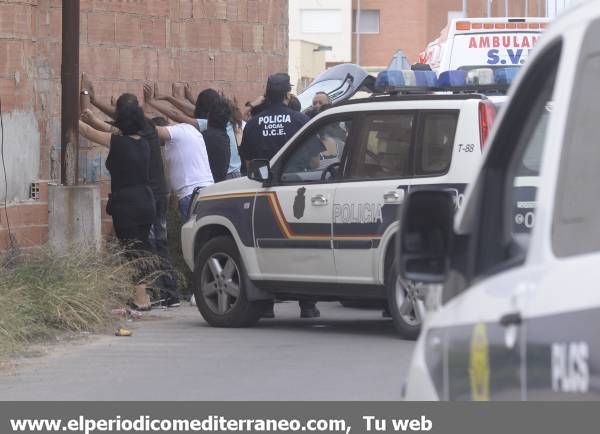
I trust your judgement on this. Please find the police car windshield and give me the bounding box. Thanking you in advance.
[298,79,350,110]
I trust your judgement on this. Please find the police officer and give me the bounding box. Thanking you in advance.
[240,73,309,166]
[240,73,320,319]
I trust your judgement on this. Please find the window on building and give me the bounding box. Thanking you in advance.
[353,9,380,34]
[300,9,342,34]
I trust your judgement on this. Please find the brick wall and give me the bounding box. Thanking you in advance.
[0,0,289,250]
[352,0,430,67]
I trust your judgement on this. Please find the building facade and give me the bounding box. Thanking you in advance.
[351,0,577,71]
[0,0,289,251]
[288,0,353,88]
[289,0,577,81]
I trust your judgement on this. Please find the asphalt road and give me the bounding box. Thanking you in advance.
[0,302,415,401]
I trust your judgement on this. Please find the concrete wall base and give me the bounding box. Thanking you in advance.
[48,184,102,252]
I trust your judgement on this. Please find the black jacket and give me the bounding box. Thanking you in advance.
[202,127,231,183]
[240,103,309,162]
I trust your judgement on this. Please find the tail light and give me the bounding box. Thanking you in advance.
[479,100,496,151]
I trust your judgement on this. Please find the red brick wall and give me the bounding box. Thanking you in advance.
[0,0,289,250]
[352,0,429,67]
[0,183,50,249]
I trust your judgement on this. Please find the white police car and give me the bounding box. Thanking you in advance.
[400,0,600,399]
[181,67,514,339]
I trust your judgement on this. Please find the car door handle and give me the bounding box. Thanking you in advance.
[311,194,328,206]
[499,312,522,327]
[383,190,404,203]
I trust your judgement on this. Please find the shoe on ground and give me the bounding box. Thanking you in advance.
[300,307,320,318]
[162,297,181,308]
[189,294,196,306]
[382,307,391,318]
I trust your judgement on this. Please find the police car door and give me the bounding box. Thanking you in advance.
[432,38,561,400]
[253,116,354,281]
[521,24,600,400]
[333,111,416,284]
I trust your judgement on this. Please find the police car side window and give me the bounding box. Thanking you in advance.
[416,111,458,176]
[280,119,352,183]
[348,113,415,180]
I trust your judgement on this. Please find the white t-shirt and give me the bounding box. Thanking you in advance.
[165,123,214,199]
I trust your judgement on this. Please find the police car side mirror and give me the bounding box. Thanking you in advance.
[399,190,455,284]
[248,159,272,184]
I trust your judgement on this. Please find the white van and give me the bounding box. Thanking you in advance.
[419,17,550,73]
[400,1,600,400]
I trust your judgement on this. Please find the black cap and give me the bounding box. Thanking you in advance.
[266,73,292,93]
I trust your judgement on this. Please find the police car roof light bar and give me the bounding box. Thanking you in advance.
[373,68,515,96]
[494,67,520,85]
[338,93,487,107]
[437,70,467,87]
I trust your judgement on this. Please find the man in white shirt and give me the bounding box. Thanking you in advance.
[154,122,214,219]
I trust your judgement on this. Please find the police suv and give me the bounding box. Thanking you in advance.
[400,0,600,399]
[181,68,513,339]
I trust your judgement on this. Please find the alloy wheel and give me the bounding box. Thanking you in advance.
[200,253,241,315]
[395,277,422,326]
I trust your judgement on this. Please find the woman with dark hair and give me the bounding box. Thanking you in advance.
[202,97,232,183]
[79,94,156,311]
[193,90,244,180]
[194,88,221,120]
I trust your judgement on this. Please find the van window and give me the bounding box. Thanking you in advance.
[470,40,561,280]
[416,111,458,176]
[553,47,600,257]
[348,113,414,180]
[505,60,557,246]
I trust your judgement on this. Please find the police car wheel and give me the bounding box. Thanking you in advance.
[386,264,422,340]
[193,236,266,327]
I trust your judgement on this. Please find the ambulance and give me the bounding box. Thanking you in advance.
[419,17,550,73]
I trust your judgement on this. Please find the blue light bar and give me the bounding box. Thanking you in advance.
[402,71,417,86]
[466,68,495,85]
[374,67,510,94]
[494,67,519,85]
[414,71,438,87]
[374,69,405,92]
[437,70,466,87]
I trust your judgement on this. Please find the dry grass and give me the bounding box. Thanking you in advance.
[0,243,147,356]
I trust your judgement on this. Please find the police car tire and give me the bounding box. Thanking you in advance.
[193,236,267,328]
[386,263,421,340]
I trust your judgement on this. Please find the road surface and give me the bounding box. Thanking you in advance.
[0,302,414,400]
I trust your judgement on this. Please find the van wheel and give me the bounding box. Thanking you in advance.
[386,261,422,340]
[193,236,266,327]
